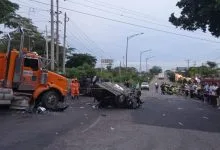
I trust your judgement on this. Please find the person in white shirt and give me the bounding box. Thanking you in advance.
[203,83,209,103]
[155,82,159,93]
[185,84,189,97]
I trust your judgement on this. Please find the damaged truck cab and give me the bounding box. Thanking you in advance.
[0,29,68,110]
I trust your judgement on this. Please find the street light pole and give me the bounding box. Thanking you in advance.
[139,49,152,73]
[125,32,144,71]
[125,37,129,69]
[146,56,155,72]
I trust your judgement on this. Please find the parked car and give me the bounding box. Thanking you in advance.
[141,82,149,90]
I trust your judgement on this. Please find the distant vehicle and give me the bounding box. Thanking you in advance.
[158,73,165,80]
[141,82,149,90]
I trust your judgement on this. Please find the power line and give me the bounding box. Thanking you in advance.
[67,0,214,37]
[68,19,108,56]
[81,0,160,21]
[64,24,102,58]
[63,10,220,43]
[64,19,111,59]
[65,0,173,29]
[28,0,220,43]
[17,0,49,11]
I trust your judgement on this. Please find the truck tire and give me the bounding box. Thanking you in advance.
[42,91,59,109]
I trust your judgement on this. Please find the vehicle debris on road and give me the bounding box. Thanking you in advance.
[91,76,143,109]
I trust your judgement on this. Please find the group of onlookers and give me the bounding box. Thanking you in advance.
[159,81,220,109]
[183,82,220,109]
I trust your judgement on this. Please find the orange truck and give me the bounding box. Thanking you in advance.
[0,29,68,110]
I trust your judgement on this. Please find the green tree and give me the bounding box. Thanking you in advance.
[0,0,19,33]
[149,66,162,75]
[169,0,220,37]
[106,64,112,71]
[166,71,175,82]
[0,17,45,54]
[66,63,96,79]
[66,53,97,68]
[188,67,198,77]
[207,61,217,69]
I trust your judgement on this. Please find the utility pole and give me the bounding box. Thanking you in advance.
[185,59,191,69]
[62,12,67,74]
[45,25,49,60]
[56,0,60,70]
[146,58,148,72]
[51,0,55,71]
[194,61,197,67]
[125,37,129,69]
[119,61,122,81]
[122,56,125,67]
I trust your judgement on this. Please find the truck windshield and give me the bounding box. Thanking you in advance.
[24,58,39,71]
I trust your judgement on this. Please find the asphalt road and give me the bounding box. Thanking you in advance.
[1,80,220,150]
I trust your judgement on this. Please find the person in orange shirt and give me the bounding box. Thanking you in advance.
[71,78,80,100]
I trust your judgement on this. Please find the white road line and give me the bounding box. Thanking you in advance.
[82,117,101,133]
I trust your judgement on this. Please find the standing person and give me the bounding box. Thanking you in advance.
[71,78,80,100]
[160,83,165,95]
[216,84,220,109]
[155,82,159,93]
[189,83,194,98]
[204,83,209,103]
[184,84,189,97]
[211,83,218,106]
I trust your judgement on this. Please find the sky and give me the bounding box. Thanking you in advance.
[6,0,220,71]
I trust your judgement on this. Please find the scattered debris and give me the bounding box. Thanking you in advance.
[178,122,184,126]
[37,107,46,114]
[101,114,107,117]
[86,103,92,106]
[177,107,183,110]
[80,107,85,109]
[55,132,59,135]
[162,114,166,117]
[80,122,84,125]
[110,127,115,131]
[202,116,209,120]
[92,105,97,109]
[47,105,69,112]
[84,114,88,116]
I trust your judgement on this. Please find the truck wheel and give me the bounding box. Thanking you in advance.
[42,91,59,109]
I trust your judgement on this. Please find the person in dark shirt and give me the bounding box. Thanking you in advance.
[160,83,165,95]
[216,86,220,109]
